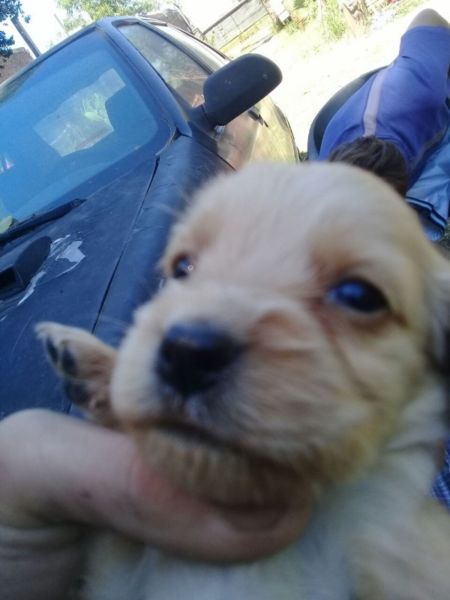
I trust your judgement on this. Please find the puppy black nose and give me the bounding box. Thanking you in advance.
[156,322,240,397]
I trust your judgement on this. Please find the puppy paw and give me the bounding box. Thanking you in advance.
[36,322,118,427]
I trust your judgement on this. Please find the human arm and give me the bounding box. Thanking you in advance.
[407,8,449,31]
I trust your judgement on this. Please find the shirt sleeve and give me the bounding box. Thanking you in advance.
[398,26,450,102]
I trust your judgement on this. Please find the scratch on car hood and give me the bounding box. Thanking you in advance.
[16,235,86,307]
[51,235,85,267]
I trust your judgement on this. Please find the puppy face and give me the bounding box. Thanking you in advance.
[110,163,450,506]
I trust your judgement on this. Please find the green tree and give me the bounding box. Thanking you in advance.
[58,0,159,28]
[0,0,25,58]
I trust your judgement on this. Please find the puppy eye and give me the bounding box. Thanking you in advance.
[172,255,195,279]
[326,279,388,313]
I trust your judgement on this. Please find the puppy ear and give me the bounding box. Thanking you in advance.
[36,322,118,427]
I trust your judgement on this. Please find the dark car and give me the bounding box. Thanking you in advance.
[0,17,298,417]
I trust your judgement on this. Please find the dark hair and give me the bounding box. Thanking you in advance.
[327,136,409,196]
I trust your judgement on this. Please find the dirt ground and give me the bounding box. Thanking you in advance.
[256,0,450,152]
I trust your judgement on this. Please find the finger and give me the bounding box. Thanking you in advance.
[0,410,209,528]
[0,410,310,562]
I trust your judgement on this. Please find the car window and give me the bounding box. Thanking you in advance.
[0,32,170,224]
[155,25,228,72]
[120,24,208,108]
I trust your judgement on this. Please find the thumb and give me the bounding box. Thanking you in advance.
[0,410,310,562]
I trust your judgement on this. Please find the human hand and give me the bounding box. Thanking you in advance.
[0,410,311,600]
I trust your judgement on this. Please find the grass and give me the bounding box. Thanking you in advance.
[321,0,347,41]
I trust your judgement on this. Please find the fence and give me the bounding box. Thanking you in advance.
[366,0,414,13]
[203,0,274,50]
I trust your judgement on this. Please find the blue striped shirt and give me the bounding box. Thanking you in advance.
[433,442,450,508]
[319,25,450,185]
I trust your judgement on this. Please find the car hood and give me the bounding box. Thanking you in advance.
[0,156,157,416]
[0,136,231,417]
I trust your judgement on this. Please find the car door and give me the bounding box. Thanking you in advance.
[118,21,297,167]
[156,25,298,163]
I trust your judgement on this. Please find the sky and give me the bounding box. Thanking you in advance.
[4,0,66,52]
[4,0,238,53]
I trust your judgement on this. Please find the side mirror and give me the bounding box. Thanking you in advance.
[194,54,282,128]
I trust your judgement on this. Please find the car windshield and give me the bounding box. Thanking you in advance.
[0,31,169,228]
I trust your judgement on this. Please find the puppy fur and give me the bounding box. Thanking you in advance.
[38,162,450,599]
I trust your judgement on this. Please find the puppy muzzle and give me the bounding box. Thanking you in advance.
[155,321,241,399]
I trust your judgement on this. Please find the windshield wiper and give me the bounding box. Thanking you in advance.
[0,199,86,245]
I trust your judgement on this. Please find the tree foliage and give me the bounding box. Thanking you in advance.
[58,0,159,27]
[0,0,25,58]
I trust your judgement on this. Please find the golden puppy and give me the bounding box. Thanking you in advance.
[38,162,450,599]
